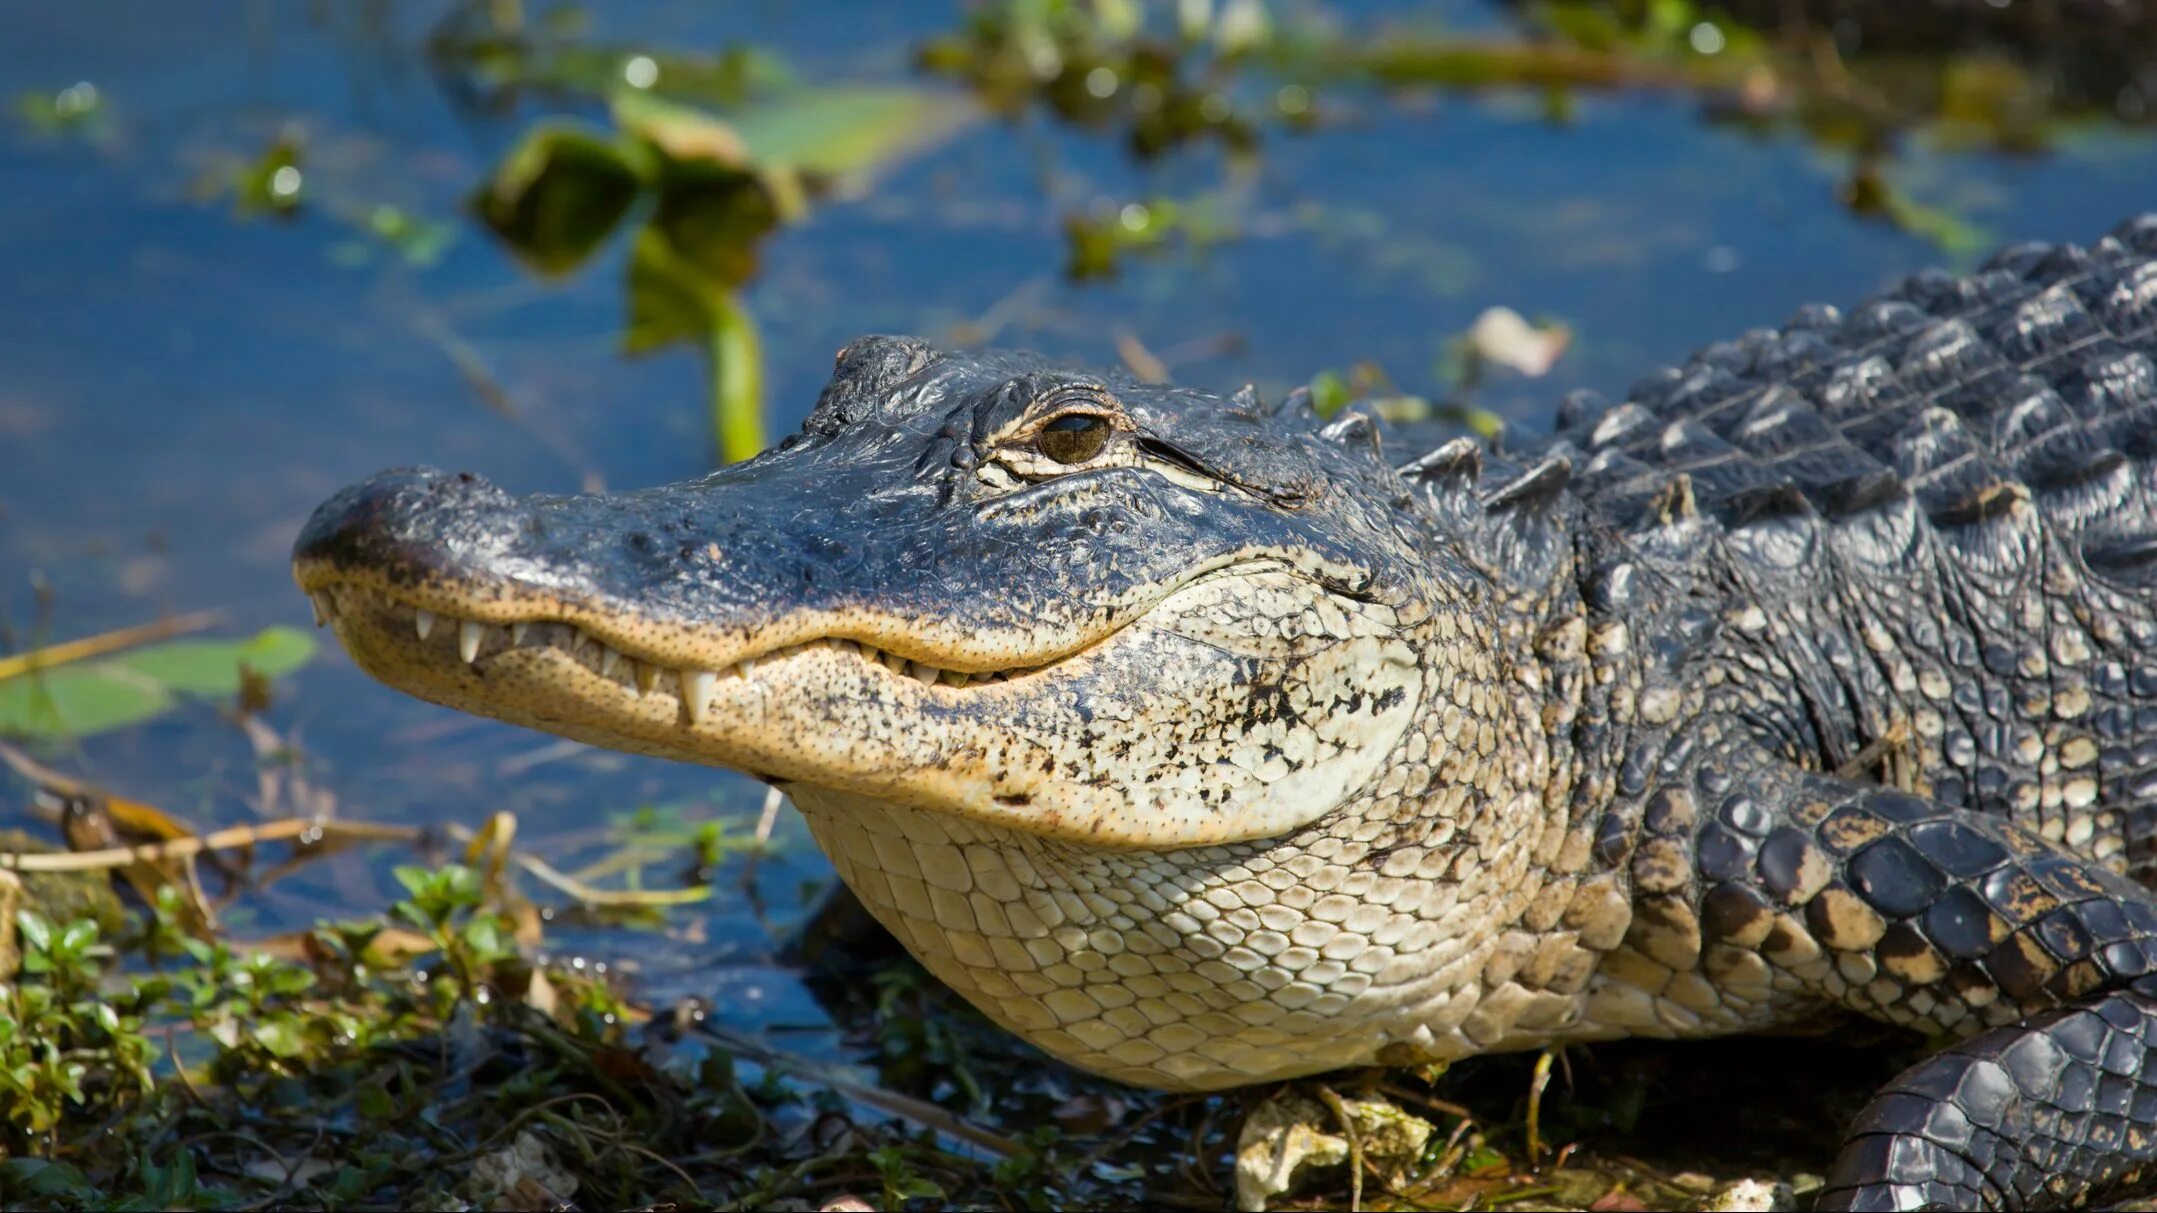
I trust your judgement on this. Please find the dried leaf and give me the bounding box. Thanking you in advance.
[462,1131,579,1211]
[0,868,21,979]
[1466,306,1572,377]
[1234,1090,1435,1212]
[59,793,215,936]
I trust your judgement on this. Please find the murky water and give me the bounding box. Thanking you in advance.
[3,0,2156,1026]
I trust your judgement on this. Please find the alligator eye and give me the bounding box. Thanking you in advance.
[1037,413,1111,464]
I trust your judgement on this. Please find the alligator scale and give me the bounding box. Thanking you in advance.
[297,216,2157,1210]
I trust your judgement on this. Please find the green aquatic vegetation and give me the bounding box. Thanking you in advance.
[473,86,970,463]
[1,914,155,1142]
[919,0,1275,161]
[0,854,1027,1209]
[930,0,2154,265]
[223,131,307,218]
[427,1,794,112]
[1063,193,1240,279]
[11,82,109,143]
[0,627,315,740]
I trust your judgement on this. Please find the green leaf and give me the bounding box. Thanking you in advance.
[16,911,53,956]
[0,668,171,738]
[461,915,503,960]
[472,123,647,277]
[56,918,98,956]
[719,86,973,180]
[112,625,316,692]
[611,84,972,213]
[391,865,430,898]
[354,1080,395,1120]
[251,1016,307,1059]
[0,627,315,738]
[1,1157,98,1200]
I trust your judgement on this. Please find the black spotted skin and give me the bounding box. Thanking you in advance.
[1524,216,2157,1209]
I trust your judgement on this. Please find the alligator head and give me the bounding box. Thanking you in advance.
[294,336,1561,1087]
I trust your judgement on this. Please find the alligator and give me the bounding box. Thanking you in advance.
[296,214,2157,1210]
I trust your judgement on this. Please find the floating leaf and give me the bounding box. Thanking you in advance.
[0,668,171,738]
[618,85,972,184]
[0,627,316,739]
[109,625,315,693]
[472,123,647,277]
[611,92,754,171]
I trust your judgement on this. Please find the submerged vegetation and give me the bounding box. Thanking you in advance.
[5,0,2157,1208]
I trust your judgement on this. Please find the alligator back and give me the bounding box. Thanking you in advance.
[1529,216,2157,876]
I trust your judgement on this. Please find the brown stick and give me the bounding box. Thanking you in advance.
[0,818,419,871]
[0,609,225,682]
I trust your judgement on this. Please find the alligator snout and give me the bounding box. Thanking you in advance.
[293,467,526,584]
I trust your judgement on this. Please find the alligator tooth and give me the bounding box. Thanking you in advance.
[908,661,940,686]
[682,670,715,723]
[415,609,436,641]
[599,645,623,679]
[859,644,880,665]
[880,650,908,675]
[946,671,971,688]
[739,657,758,676]
[567,628,590,655]
[459,620,485,664]
[634,662,662,696]
[511,622,531,646]
[309,593,330,628]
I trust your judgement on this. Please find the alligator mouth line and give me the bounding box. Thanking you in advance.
[303,582,1053,727]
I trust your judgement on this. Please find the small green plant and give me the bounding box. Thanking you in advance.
[391,863,520,1010]
[1,913,156,1141]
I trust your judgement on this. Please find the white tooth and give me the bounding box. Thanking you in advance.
[740,657,758,676]
[309,594,330,627]
[414,609,436,641]
[881,650,907,675]
[568,628,591,655]
[511,622,531,645]
[682,670,715,723]
[459,620,485,663]
[909,661,939,686]
[600,646,623,679]
[860,645,880,664]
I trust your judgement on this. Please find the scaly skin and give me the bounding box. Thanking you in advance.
[297,215,2157,1209]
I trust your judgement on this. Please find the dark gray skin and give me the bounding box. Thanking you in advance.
[299,214,2157,1210]
[297,345,1431,684]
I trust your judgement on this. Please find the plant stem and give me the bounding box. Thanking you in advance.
[708,288,765,462]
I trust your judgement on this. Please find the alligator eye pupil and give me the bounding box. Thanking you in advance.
[1038,414,1110,464]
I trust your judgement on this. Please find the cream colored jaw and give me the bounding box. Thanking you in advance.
[306,583,1043,723]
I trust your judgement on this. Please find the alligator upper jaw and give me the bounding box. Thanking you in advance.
[293,572,1061,729]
